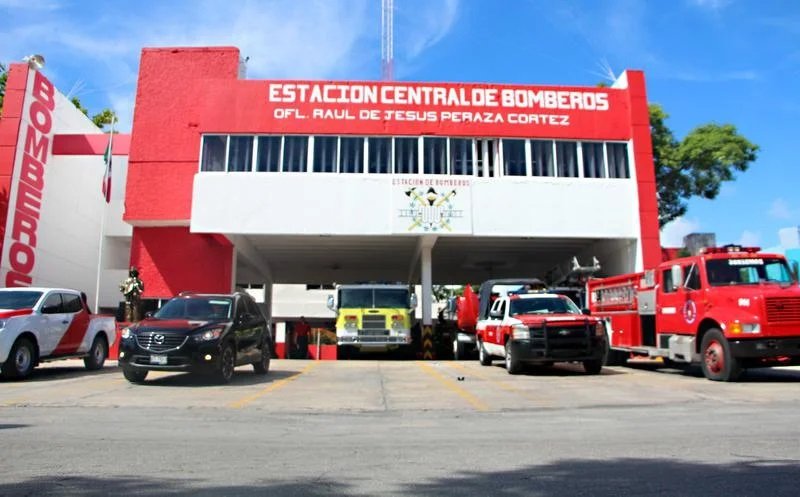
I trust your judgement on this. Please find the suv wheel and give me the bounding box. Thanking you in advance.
[215,343,236,383]
[123,367,148,384]
[253,341,271,375]
[478,341,492,366]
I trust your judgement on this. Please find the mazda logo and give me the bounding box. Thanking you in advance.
[558,329,570,336]
[153,334,165,345]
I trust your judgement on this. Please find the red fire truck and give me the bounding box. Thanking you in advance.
[588,245,800,381]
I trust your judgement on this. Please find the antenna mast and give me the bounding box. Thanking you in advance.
[381,0,394,80]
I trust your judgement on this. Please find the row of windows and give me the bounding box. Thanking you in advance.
[201,135,632,179]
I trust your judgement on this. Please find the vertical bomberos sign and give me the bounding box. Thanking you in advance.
[1,69,55,287]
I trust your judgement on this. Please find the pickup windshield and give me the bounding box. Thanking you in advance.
[339,289,409,308]
[0,291,43,310]
[155,297,233,320]
[510,297,581,316]
[706,257,794,286]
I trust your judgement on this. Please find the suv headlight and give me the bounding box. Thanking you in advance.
[121,327,133,339]
[594,322,605,337]
[512,324,530,340]
[193,327,225,342]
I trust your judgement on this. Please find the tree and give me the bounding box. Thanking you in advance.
[0,63,7,116]
[650,104,758,227]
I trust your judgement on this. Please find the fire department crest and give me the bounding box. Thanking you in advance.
[399,187,464,232]
[682,300,697,324]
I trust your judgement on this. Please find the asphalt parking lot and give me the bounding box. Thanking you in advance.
[3,358,800,411]
[2,359,800,496]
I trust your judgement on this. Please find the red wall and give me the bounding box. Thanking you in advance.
[130,226,233,298]
[0,64,30,262]
[624,71,662,268]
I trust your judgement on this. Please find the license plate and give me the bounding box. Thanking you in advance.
[150,355,168,365]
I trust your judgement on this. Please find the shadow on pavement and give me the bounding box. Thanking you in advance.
[0,364,119,383]
[489,363,626,377]
[137,369,300,388]
[1,457,798,496]
[624,361,800,382]
[0,424,29,430]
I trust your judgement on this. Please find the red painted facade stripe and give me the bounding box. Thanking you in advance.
[52,133,131,156]
[0,64,31,268]
[51,309,90,356]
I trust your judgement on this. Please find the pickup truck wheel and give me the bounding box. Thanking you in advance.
[478,341,492,366]
[505,342,522,375]
[252,340,271,375]
[83,335,108,371]
[453,335,465,360]
[701,329,742,382]
[214,343,236,384]
[3,337,36,380]
[583,359,603,375]
[122,366,148,384]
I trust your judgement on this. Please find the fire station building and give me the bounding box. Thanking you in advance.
[0,46,660,328]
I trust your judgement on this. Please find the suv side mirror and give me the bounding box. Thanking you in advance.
[409,294,418,309]
[326,295,335,311]
[581,308,591,315]
[144,311,154,318]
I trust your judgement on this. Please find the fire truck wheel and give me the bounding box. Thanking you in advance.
[478,341,492,366]
[505,342,522,375]
[3,337,36,380]
[83,335,108,371]
[700,329,742,382]
[583,359,603,375]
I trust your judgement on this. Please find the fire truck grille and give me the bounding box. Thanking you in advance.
[136,332,187,352]
[359,330,389,337]
[765,297,800,323]
[362,315,386,330]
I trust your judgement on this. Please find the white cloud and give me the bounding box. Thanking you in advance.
[737,230,761,247]
[2,0,459,131]
[770,198,793,220]
[660,217,701,247]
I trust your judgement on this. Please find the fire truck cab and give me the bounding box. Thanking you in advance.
[588,245,800,381]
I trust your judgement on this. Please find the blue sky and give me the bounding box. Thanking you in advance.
[2,0,798,249]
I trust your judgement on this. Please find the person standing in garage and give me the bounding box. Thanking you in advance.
[294,316,311,359]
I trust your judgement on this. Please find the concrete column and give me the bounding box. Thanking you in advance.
[421,241,433,359]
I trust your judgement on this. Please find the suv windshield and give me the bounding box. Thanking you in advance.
[155,297,233,320]
[706,257,794,286]
[339,289,409,308]
[0,291,43,310]
[510,297,581,316]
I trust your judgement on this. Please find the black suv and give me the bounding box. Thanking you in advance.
[118,292,272,383]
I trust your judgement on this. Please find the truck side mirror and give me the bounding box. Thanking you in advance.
[671,265,683,291]
[326,295,335,311]
[409,294,418,309]
[581,308,591,315]
[489,310,502,319]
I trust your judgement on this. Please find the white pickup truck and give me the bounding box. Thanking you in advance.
[0,288,116,380]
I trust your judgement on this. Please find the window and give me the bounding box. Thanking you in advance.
[423,137,447,174]
[684,264,701,290]
[502,139,526,176]
[201,135,226,172]
[662,268,679,293]
[582,142,606,178]
[313,136,337,173]
[449,138,473,175]
[61,293,83,313]
[228,136,253,172]
[256,136,281,172]
[282,136,308,172]
[394,137,418,174]
[340,137,364,173]
[607,143,630,178]
[306,284,335,290]
[556,141,578,177]
[368,137,391,174]
[531,140,554,176]
[41,293,63,314]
